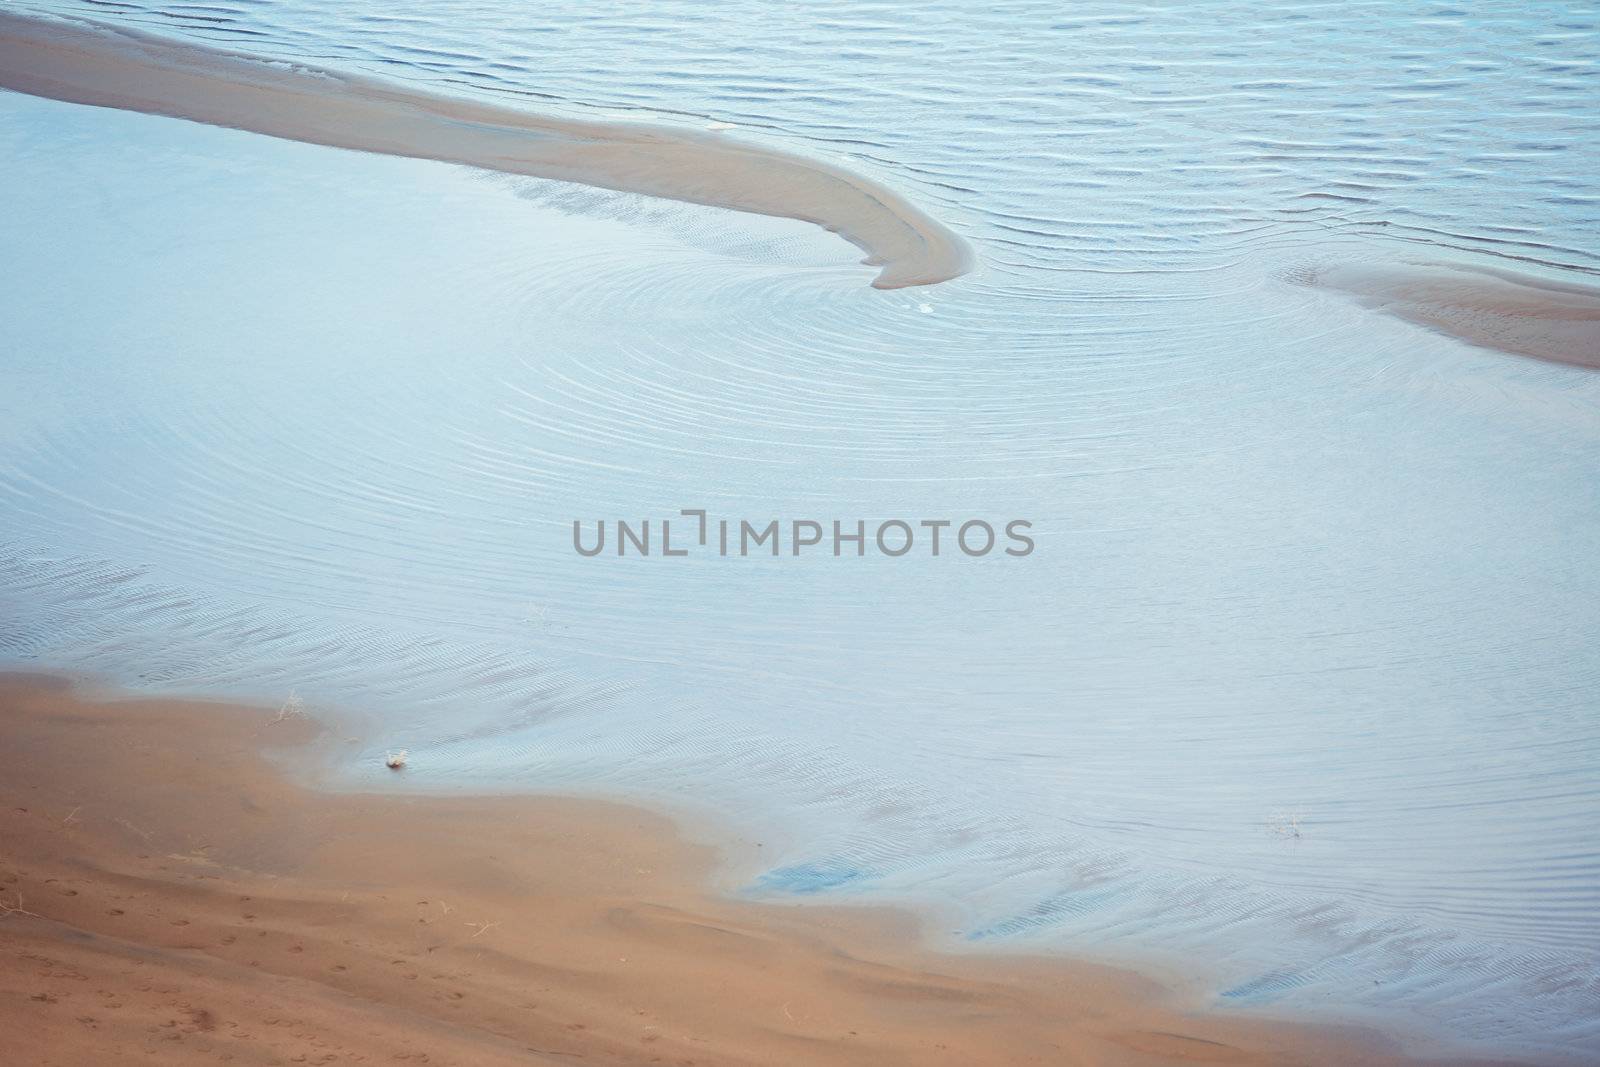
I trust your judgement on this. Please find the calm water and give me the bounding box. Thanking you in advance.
[2,1,1599,1060]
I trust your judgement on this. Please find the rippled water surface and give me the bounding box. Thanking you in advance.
[3,1,1599,1060]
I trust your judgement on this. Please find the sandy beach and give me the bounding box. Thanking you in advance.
[2,1,1597,1062]
[0,672,1510,1067]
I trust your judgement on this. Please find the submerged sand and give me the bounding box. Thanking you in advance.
[1303,258,1600,370]
[0,674,1523,1066]
[0,11,971,290]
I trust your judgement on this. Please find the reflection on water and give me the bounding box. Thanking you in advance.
[2,1,1599,1061]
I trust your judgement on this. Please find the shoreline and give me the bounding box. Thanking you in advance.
[0,10,972,290]
[0,672,1528,1066]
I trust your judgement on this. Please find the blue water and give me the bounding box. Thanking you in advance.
[2,2,1598,1060]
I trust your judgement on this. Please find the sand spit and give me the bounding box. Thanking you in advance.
[0,673,1513,1066]
[1304,258,1600,369]
[0,11,972,289]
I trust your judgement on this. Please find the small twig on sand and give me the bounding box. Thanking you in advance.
[465,920,500,939]
[60,806,82,828]
[115,817,153,842]
[272,690,306,724]
[0,891,40,921]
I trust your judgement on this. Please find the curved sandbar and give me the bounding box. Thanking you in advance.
[1305,258,1600,370]
[0,11,973,289]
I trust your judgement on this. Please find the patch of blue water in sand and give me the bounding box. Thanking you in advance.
[752,861,872,895]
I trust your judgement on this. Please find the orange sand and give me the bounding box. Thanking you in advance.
[0,674,1521,1066]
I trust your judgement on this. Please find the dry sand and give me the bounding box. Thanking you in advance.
[1304,259,1600,369]
[0,673,1524,1066]
[0,10,971,291]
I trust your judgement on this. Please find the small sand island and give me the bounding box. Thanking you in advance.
[0,11,971,290]
[1302,258,1600,370]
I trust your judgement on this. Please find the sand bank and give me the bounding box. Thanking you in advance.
[0,11,971,290]
[1305,259,1600,369]
[0,673,1520,1066]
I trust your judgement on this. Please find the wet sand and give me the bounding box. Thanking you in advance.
[0,673,1525,1066]
[1304,259,1600,369]
[0,10,971,290]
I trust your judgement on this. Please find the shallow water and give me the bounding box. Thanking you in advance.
[2,1,1599,1060]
